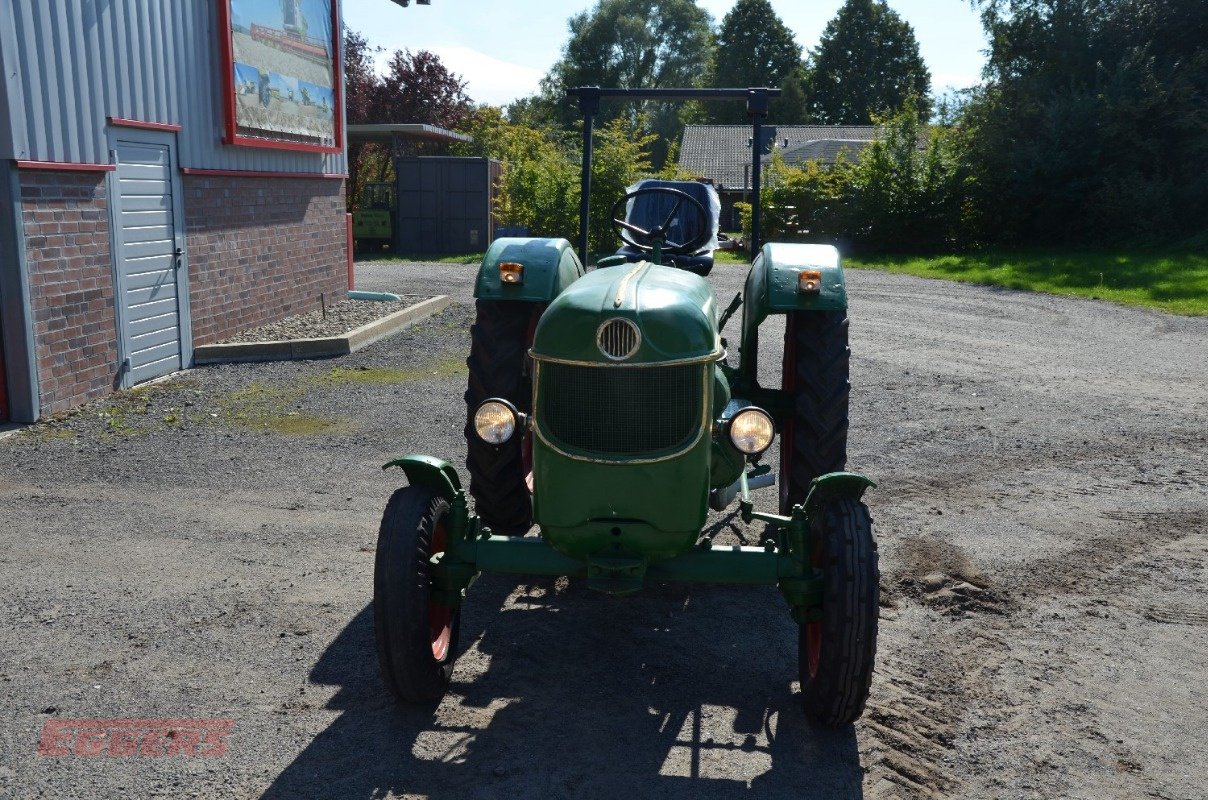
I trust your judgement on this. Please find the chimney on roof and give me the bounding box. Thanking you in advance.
[745,128,780,154]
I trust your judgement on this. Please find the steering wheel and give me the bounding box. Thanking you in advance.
[610,187,712,256]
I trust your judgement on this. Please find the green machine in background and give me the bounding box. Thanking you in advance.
[373,87,879,729]
[352,182,394,254]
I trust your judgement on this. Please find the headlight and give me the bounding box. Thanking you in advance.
[729,407,775,455]
[473,399,518,444]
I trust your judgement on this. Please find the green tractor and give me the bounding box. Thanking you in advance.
[374,88,877,727]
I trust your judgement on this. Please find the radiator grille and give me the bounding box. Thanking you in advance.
[597,318,640,360]
[538,362,704,457]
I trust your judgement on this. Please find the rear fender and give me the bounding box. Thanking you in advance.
[475,237,585,303]
[383,454,462,502]
[739,242,847,381]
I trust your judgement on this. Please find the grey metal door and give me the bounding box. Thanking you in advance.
[395,157,494,254]
[108,133,191,387]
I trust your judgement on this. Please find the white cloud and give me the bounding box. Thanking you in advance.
[430,45,544,107]
[369,44,543,107]
[931,71,983,91]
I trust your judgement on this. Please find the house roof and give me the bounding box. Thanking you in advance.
[775,138,871,167]
[346,123,471,145]
[678,124,878,190]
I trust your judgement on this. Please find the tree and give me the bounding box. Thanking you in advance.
[454,108,657,254]
[706,0,804,123]
[342,32,473,211]
[962,0,1208,244]
[807,0,931,124]
[344,29,382,210]
[343,29,380,126]
[376,49,473,130]
[542,0,713,168]
[772,65,811,124]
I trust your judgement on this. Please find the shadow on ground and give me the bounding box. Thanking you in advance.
[262,574,863,799]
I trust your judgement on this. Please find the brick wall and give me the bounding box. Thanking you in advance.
[20,171,120,415]
[183,175,348,346]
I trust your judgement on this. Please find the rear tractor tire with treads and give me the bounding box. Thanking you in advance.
[464,300,540,536]
[780,310,850,514]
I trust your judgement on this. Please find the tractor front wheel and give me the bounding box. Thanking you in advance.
[799,498,878,727]
[374,485,460,704]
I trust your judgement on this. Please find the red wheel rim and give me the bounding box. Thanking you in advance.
[805,620,822,678]
[429,520,452,661]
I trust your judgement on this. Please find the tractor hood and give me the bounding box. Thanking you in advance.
[532,261,721,365]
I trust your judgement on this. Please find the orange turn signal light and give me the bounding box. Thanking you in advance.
[797,269,822,293]
[499,261,524,284]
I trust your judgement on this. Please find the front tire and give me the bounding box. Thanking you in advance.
[780,310,850,514]
[374,486,460,703]
[800,498,878,727]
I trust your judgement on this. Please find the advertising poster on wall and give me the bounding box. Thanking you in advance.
[222,0,340,151]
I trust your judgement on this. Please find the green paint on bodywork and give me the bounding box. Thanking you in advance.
[754,242,847,313]
[532,262,720,364]
[739,242,847,381]
[532,432,711,564]
[709,369,746,490]
[474,237,585,302]
[383,454,463,501]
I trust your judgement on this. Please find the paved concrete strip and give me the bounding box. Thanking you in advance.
[192,295,453,365]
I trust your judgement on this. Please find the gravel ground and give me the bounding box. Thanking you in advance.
[219,297,424,343]
[0,258,1205,799]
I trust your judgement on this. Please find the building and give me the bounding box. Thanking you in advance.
[677,124,879,231]
[0,0,352,423]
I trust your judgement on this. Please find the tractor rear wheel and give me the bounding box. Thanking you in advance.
[799,498,878,727]
[374,485,460,703]
[780,310,849,514]
[464,300,541,535]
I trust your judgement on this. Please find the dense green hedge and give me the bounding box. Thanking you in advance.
[736,104,971,254]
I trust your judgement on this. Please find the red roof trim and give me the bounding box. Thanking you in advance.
[107,117,184,132]
[14,160,116,172]
[179,167,346,180]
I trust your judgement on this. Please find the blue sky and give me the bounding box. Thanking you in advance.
[342,0,990,107]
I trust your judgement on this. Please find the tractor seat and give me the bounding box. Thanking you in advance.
[615,179,719,276]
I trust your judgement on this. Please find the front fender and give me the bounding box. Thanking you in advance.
[803,471,876,518]
[382,454,462,502]
[474,237,585,302]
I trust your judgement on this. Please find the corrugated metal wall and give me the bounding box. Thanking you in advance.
[0,0,346,173]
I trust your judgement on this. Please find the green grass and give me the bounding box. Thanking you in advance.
[846,249,1208,316]
[712,248,753,265]
[356,250,484,265]
[322,359,466,386]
